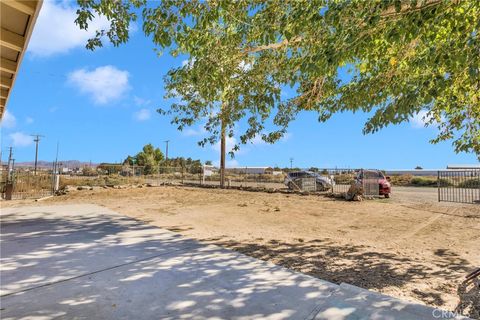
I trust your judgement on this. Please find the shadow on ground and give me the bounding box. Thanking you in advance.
[0,207,337,319]
[2,205,477,319]
[197,236,477,318]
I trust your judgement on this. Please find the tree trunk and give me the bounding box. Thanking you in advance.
[220,118,226,188]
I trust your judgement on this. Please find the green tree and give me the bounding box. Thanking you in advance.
[76,0,479,163]
[125,144,164,174]
[188,160,203,174]
[123,155,135,166]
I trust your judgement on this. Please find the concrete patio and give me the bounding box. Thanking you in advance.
[0,204,466,319]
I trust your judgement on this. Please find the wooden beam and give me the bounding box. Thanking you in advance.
[0,28,25,52]
[1,77,13,88]
[1,0,36,15]
[0,58,17,74]
[0,98,6,106]
[0,88,8,99]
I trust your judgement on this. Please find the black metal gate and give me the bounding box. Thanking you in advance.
[438,170,480,204]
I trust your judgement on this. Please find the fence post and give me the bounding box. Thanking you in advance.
[5,183,13,200]
[182,164,185,184]
[245,166,248,188]
[437,170,440,202]
[54,174,60,193]
[157,163,162,186]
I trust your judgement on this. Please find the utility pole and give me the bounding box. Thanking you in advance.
[290,157,294,170]
[31,134,44,175]
[7,146,13,167]
[7,146,13,181]
[164,140,169,162]
[52,142,60,193]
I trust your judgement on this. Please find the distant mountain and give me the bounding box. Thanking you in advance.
[13,160,98,168]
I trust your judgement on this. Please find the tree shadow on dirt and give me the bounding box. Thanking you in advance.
[2,205,477,319]
[455,278,480,319]
[200,237,475,317]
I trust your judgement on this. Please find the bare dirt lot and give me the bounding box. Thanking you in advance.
[3,186,479,318]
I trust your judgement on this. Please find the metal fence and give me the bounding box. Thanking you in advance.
[327,169,357,194]
[56,165,388,195]
[8,165,480,204]
[1,164,390,198]
[327,168,380,197]
[438,170,480,204]
[1,169,55,200]
[58,165,286,189]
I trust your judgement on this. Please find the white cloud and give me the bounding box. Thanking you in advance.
[28,1,110,57]
[212,136,238,153]
[226,159,239,167]
[181,57,196,68]
[210,131,291,161]
[251,132,292,145]
[251,135,265,146]
[1,110,16,128]
[411,110,441,128]
[134,109,151,121]
[25,117,34,124]
[9,132,33,147]
[129,22,139,34]
[411,110,428,128]
[133,96,151,107]
[68,65,130,104]
[182,126,206,137]
[213,159,239,167]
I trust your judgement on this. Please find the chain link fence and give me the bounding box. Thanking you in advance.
[55,165,384,196]
[327,168,383,197]
[1,163,392,199]
[57,165,287,189]
[9,164,479,204]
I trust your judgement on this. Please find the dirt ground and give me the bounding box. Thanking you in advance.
[3,186,479,318]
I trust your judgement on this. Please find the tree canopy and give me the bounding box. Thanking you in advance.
[124,143,164,174]
[123,144,203,174]
[76,0,479,157]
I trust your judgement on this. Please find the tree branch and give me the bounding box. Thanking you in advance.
[243,36,302,54]
[243,0,449,54]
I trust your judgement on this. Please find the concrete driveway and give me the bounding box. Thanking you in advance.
[0,204,464,319]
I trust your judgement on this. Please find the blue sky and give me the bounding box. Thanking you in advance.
[0,1,477,169]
